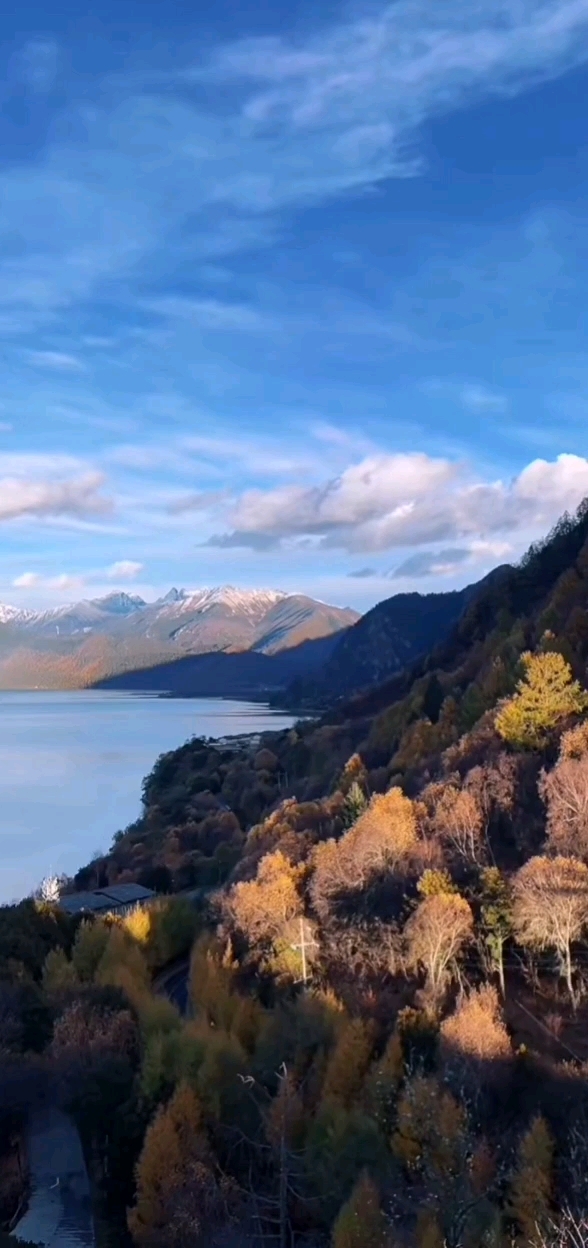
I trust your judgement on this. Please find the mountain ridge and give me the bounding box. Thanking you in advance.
[0,586,358,689]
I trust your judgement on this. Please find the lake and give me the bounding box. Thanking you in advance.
[0,691,296,904]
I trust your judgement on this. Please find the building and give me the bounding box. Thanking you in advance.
[58,882,155,917]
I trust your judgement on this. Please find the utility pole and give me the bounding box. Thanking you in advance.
[291,917,317,986]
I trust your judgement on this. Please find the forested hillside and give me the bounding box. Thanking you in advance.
[282,568,508,708]
[5,502,588,1248]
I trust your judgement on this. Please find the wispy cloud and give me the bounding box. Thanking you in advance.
[1,1,588,334]
[26,350,84,372]
[460,383,508,413]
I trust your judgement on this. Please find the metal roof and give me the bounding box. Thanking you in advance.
[58,883,155,914]
[95,883,155,904]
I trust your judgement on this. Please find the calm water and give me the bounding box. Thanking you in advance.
[0,691,295,903]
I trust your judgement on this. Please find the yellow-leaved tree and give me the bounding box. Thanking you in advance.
[495,651,588,749]
[128,1081,227,1248]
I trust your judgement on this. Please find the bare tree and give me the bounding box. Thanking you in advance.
[434,785,486,865]
[512,855,588,1004]
[404,892,473,998]
[540,757,588,858]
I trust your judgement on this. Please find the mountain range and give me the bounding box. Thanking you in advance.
[0,587,358,690]
[96,573,508,703]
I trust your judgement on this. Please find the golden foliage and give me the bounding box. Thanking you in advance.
[311,788,417,914]
[128,1081,210,1247]
[440,984,512,1070]
[225,850,304,946]
[417,868,457,898]
[495,651,588,749]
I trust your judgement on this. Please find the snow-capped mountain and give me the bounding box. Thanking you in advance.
[0,586,359,689]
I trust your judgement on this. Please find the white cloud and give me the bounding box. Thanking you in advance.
[0,472,110,523]
[12,571,86,592]
[26,351,84,372]
[209,451,588,554]
[12,572,41,589]
[106,560,144,580]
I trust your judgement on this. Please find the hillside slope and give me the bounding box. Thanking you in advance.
[282,569,508,707]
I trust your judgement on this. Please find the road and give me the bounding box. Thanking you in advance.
[11,1106,94,1248]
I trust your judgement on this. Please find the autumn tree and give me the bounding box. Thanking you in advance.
[332,1172,389,1248]
[128,1081,227,1248]
[540,755,588,858]
[224,850,303,948]
[507,1114,554,1244]
[439,984,511,1090]
[311,788,417,915]
[404,891,473,998]
[433,785,486,865]
[512,856,588,1003]
[495,652,588,749]
[559,720,588,761]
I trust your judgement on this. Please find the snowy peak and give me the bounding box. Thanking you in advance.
[0,603,34,625]
[92,592,146,615]
[166,587,287,617]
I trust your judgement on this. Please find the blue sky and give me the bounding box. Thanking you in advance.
[2,0,588,612]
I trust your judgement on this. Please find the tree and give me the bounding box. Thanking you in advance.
[225,850,303,947]
[495,652,588,749]
[439,984,511,1089]
[507,1114,554,1244]
[42,947,78,996]
[332,1173,389,1248]
[512,856,588,1003]
[405,892,473,998]
[479,867,512,996]
[321,1018,375,1110]
[342,781,368,829]
[433,785,486,865]
[36,874,62,903]
[71,919,110,982]
[311,788,417,914]
[540,756,588,858]
[128,1081,224,1248]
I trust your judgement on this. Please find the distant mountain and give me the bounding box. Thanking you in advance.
[95,633,344,698]
[281,568,510,707]
[0,586,358,690]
